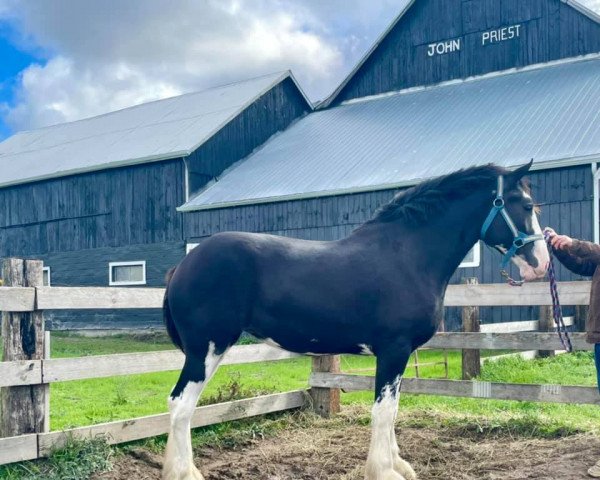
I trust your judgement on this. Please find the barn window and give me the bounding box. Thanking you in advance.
[186,243,200,254]
[43,267,51,286]
[459,242,481,268]
[109,261,146,286]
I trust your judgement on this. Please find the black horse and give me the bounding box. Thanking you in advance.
[162,162,548,480]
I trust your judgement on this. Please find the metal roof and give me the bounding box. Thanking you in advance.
[0,71,308,188]
[320,0,600,108]
[181,55,600,212]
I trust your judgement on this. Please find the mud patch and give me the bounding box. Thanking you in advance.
[95,412,600,480]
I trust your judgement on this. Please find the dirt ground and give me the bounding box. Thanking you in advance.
[95,415,600,480]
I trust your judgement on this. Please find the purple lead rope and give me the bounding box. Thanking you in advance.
[544,230,573,353]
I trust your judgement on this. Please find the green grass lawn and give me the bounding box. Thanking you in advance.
[3,333,600,434]
[2,333,600,480]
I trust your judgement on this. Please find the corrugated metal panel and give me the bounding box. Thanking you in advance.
[0,71,304,188]
[181,57,600,211]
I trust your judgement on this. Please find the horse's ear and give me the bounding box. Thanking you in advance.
[509,159,533,182]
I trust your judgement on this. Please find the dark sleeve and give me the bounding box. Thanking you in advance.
[553,239,598,277]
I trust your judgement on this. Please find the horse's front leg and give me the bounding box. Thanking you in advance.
[365,344,416,480]
[163,343,226,480]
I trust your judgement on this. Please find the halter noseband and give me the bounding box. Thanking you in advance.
[480,175,543,268]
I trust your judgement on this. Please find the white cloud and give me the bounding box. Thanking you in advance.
[2,0,599,133]
[0,0,400,132]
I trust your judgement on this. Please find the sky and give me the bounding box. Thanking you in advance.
[0,0,599,141]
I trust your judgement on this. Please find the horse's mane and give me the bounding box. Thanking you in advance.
[365,164,507,227]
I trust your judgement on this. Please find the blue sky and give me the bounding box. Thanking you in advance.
[0,24,43,138]
[0,0,599,141]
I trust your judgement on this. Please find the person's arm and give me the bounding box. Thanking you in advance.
[569,239,600,265]
[553,245,596,277]
[545,228,597,277]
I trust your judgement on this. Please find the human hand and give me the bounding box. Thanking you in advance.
[544,227,573,250]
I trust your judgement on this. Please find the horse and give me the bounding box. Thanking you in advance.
[161,161,549,480]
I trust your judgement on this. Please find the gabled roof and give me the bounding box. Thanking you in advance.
[320,0,600,109]
[318,0,414,109]
[180,55,600,212]
[0,71,310,188]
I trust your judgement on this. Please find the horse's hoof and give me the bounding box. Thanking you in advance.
[365,467,406,480]
[393,457,417,480]
[162,465,205,480]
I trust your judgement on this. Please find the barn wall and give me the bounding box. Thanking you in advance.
[184,166,595,330]
[187,77,311,196]
[0,160,185,256]
[35,240,184,330]
[332,0,600,105]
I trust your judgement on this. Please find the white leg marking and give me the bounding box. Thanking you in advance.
[163,342,225,480]
[389,404,417,480]
[264,337,284,349]
[365,377,415,480]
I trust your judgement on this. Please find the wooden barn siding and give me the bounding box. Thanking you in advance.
[0,160,185,257]
[184,166,594,330]
[35,241,184,330]
[187,78,311,195]
[333,0,600,105]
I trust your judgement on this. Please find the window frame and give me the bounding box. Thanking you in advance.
[186,243,200,254]
[109,261,147,286]
[458,241,481,269]
[42,266,51,286]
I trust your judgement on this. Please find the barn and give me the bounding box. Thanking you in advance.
[179,0,600,329]
[1,0,600,330]
[0,72,311,329]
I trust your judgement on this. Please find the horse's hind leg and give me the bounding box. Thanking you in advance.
[365,343,416,480]
[163,342,226,480]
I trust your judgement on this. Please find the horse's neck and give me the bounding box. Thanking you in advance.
[352,190,491,288]
[416,192,491,285]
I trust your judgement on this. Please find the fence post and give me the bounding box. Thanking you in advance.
[310,355,340,418]
[1,258,46,437]
[461,277,480,380]
[538,305,555,358]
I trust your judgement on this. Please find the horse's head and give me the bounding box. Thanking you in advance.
[480,161,549,281]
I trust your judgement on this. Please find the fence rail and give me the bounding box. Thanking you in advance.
[0,259,594,467]
[18,281,592,310]
[309,374,600,405]
[0,332,591,390]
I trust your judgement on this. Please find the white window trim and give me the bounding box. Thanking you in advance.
[183,158,190,202]
[109,261,147,286]
[43,266,51,286]
[459,242,481,268]
[186,243,200,254]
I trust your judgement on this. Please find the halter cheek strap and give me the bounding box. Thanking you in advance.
[480,175,544,268]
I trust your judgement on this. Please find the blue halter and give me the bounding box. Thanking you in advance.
[480,175,543,269]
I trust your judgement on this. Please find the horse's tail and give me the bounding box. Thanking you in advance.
[163,267,184,353]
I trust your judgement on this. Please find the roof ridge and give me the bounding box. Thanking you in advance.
[7,70,290,136]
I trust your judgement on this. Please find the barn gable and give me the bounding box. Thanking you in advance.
[0,71,310,189]
[322,0,600,107]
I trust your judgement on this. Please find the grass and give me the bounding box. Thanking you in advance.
[1,333,600,478]
[15,333,594,435]
[0,437,113,480]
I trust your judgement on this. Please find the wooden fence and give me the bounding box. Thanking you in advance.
[0,258,596,467]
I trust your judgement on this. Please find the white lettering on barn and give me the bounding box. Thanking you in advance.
[427,38,461,57]
[481,24,521,46]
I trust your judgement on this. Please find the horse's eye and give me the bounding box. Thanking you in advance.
[524,204,534,211]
